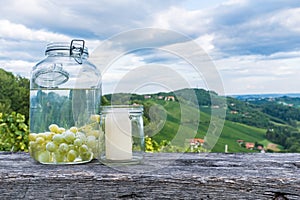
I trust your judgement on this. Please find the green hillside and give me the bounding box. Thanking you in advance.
[103,91,279,153]
[212,121,267,152]
[145,99,273,153]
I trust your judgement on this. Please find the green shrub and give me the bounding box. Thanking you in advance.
[145,135,160,152]
[145,136,189,153]
[0,112,29,152]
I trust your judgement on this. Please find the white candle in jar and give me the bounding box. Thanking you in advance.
[105,109,132,160]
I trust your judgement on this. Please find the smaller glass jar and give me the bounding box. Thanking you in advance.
[98,105,144,165]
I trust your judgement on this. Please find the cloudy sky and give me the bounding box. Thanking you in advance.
[1,0,300,95]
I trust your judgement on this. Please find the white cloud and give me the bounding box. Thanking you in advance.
[0,0,180,39]
[152,6,211,35]
[215,52,300,94]
[150,0,300,58]
[270,8,300,33]
[194,34,215,53]
[0,17,101,79]
[0,60,35,77]
[2,0,49,18]
[0,20,71,42]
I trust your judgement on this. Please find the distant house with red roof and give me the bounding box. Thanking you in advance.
[245,142,255,149]
[165,96,175,101]
[190,138,204,146]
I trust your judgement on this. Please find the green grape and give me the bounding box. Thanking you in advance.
[49,124,59,133]
[29,141,37,149]
[64,131,75,144]
[46,142,57,152]
[43,132,53,141]
[29,133,38,141]
[79,144,89,154]
[58,143,69,154]
[68,144,76,151]
[90,114,100,122]
[74,138,83,146]
[86,136,96,149]
[70,126,78,133]
[38,132,46,139]
[29,142,39,159]
[38,151,50,163]
[91,145,98,159]
[80,151,92,161]
[52,134,64,145]
[67,150,77,162]
[54,152,65,163]
[58,127,65,134]
[86,130,100,137]
[76,132,87,143]
[36,136,45,144]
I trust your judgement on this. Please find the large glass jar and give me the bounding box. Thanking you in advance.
[29,40,102,164]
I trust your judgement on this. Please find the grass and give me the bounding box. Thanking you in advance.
[147,99,277,153]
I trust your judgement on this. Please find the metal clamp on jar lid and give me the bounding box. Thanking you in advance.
[32,39,88,87]
[70,39,86,64]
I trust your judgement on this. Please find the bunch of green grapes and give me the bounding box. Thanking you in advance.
[29,123,99,164]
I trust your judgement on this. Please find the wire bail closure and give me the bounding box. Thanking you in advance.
[70,39,85,64]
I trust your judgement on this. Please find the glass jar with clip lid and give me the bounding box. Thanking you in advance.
[29,39,102,164]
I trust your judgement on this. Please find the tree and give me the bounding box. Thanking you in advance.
[0,69,29,119]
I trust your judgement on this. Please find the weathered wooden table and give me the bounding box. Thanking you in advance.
[0,152,299,199]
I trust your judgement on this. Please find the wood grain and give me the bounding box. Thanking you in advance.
[0,152,299,199]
